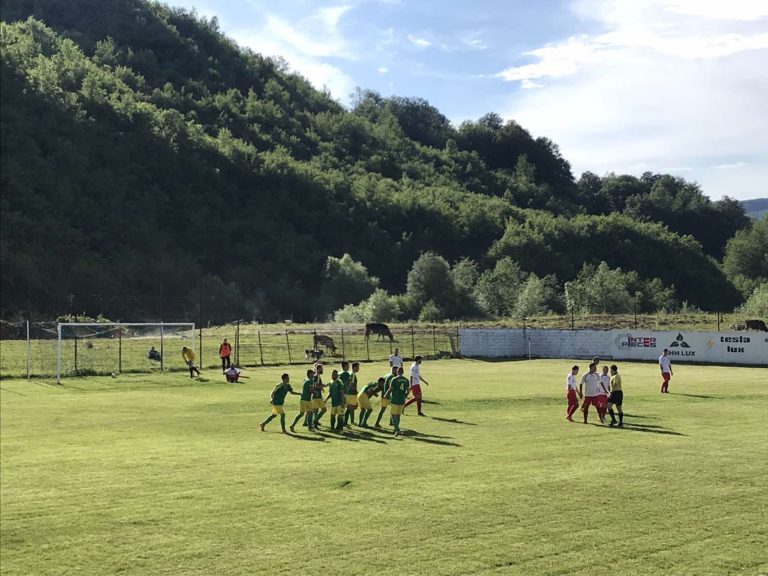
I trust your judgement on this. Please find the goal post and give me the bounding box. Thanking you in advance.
[56,322,195,383]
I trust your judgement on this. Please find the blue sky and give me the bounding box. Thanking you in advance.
[164,0,768,201]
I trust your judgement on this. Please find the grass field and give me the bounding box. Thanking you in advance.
[1,359,766,575]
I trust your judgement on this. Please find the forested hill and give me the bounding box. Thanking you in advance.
[0,0,759,322]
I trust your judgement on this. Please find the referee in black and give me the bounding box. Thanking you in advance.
[607,364,624,428]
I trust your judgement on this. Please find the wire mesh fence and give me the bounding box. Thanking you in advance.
[0,321,460,379]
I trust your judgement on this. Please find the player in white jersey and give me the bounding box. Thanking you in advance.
[389,348,403,368]
[597,365,611,422]
[566,366,582,422]
[579,363,603,424]
[404,355,430,416]
[659,349,673,393]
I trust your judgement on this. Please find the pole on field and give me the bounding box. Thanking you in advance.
[285,330,292,364]
[25,320,30,381]
[74,334,78,373]
[365,334,370,362]
[258,331,264,365]
[528,335,532,360]
[432,327,436,356]
[341,329,346,361]
[56,324,62,384]
[717,313,721,332]
[160,322,165,372]
[198,326,202,368]
[411,326,415,358]
[118,327,122,374]
[235,320,240,366]
[633,303,638,329]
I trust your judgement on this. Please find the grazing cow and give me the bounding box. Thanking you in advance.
[745,319,768,331]
[365,322,394,342]
[313,334,337,354]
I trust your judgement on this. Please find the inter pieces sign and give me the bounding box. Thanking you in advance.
[615,334,657,349]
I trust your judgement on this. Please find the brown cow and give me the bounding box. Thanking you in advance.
[313,334,337,354]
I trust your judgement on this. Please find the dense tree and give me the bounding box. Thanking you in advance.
[723,217,768,296]
[0,1,752,321]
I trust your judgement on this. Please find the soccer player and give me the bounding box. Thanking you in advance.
[325,369,346,433]
[224,364,241,383]
[357,377,384,427]
[566,365,582,422]
[579,363,602,424]
[344,362,360,426]
[606,364,624,428]
[597,365,611,422]
[374,365,399,428]
[260,373,300,433]
[389,348,403,369]
[181,346,201,378]
[290,369,316,432]
[311,363,327,428]
[659,349,673,393]
[404,355,430,416]
[388,367,410,437]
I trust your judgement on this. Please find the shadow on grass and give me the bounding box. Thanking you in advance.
[668,392,719,399]
[421,399,441,405]
[430,416,477,426]
[410,436,462,447]
[613,422,686,436]
[285,432,326,442]
[401,430,459,442]
[0,386,26,396]
[622,413,659,420]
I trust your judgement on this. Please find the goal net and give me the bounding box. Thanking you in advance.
[56,323,195,382]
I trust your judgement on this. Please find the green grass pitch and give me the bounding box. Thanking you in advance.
[1,359,766,575]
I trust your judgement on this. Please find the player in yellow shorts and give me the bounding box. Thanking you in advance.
[325,369,346,433]
[260,373,300,433]
[344,362,361,426]
[374,365,398,428]
[357,378,384,427]
[387,367,410,437]
[290,369,317,432]
[311,363,327,428]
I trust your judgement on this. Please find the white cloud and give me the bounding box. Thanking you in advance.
[660,0,768,21]
[498,0,768,200]
[227,5,357,102]
[377,66,389,75]
[408,34,432,48]
[714,162,749,169]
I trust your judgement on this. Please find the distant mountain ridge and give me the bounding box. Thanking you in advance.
[741,198,768,219]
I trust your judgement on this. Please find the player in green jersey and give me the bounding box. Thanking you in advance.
[387,367,410,437]
[374,365,399,428]
[344,362,361,426]
[290,369,317,432]
[325,369,346,433]
[260,373,300,433]
[311,363,327,428]
[357,377,384,427]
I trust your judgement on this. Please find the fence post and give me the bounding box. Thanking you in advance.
[285,330,292,364]
[365,334,370,362]
[74,334,78,373]
[258,331,264,365]
[433,326,436,356]
[160,322,164,372]
[26,320,30,381]
[235,320,240,365]
[198,326,203,368]
[341,329,346,361]
[717,313,721,332]
[570,308,575,330]
[456,326,460,357]
[118,328,122,374]
[411,326,415,358]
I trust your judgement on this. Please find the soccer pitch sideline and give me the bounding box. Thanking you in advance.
[1,360,765,576]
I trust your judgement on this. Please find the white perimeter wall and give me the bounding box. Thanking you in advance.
[459,328,768,366]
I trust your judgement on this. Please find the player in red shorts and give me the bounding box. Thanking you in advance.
[659,349,673,393]
[404,355,430,416]
[566,365,582,422]
[579,363,602,424]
